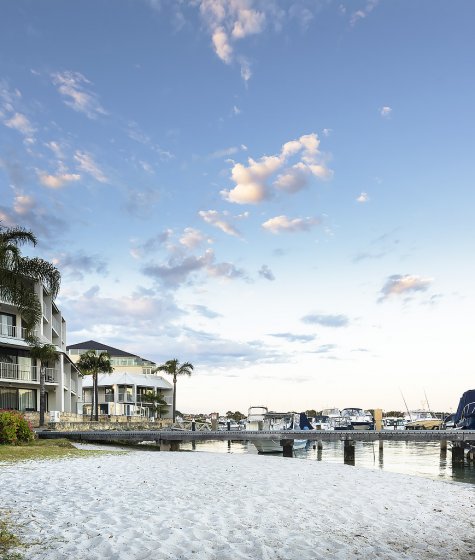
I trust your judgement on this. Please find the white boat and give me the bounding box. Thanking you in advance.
[245,406,310,453]
[340,408,375,430]
[404,410,443,430]
[320,408,351,430]
[383,417,407,430]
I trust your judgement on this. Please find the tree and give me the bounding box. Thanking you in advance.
[0,224,61,338]
[29,343,60,427]
[76,350,113,421]
[153,359,193,422]
[143,391,169,419]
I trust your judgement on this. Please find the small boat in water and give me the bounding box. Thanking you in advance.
[245,406,311,453]
[340,408,375,430]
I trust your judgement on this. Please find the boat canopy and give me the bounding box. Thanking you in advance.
[453,389,475,424]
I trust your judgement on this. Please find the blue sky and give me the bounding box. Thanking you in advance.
[1,0,474,414]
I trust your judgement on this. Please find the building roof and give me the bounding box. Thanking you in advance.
[81,371,173,390]
[67,340,140,358]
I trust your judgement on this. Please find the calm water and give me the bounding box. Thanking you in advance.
[179,439,475,484]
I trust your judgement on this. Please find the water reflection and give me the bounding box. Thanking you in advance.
[179,439,475,484]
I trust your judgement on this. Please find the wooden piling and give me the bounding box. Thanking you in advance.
[280,439,294,457]
[451,442,465,465]
[344,439,355,464]
[374,409,383,431]
[317,440,323,450]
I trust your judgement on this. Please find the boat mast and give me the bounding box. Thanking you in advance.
[400,389,412,420]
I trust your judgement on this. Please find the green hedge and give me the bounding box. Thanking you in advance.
[0,411,34,445]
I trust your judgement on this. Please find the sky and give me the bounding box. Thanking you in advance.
[1,0,474,415]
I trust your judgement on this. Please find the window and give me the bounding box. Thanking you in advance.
[0,388,37,411]
[0,313,16,337]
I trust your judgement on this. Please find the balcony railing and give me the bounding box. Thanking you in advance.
[0,362,58,383]
[136,394,173,405]
[0,324,37,340]
[118,394,135,403]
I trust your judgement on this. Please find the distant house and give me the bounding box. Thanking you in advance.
[0,282,81,417]
[66,340,173,419]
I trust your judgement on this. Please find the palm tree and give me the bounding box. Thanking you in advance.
[153,359,193,422]
[29,343,60,427]
[76,350,113,421]
[0,224,61,338]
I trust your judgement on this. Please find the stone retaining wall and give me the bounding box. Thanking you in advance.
[45,419,173,431]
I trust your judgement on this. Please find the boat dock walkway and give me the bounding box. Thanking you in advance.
[37,428,475,464]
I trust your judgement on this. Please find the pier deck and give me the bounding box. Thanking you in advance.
[37,429,475,444]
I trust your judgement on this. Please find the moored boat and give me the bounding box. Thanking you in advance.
[245,406,311,453]
[340,408,375,430]
[404,410,443,430]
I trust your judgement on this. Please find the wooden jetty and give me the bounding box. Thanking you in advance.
[37,428,475,465]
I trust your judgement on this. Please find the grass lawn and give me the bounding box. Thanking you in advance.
[0,438,111,462]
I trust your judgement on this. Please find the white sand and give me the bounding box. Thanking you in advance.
[1,448,474,559]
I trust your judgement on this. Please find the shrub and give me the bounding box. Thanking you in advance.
[0,411,34,445]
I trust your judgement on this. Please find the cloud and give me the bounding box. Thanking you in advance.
[0,193,65,239]
[190,304,222,319]
[379,106,392,118]
[262,215,320,234]
[51,71,106,119]
[4,112,35,141]
[310,343,337,354]
[142,248,247,289]
[199,209,246,237]
[350,0,379,26]
[258,265,275,281]
[301,313,349,327]
[379,274,433,301]
[74,151,108,183]
[179,227,210,249]
[37,170,80,189]
[52,252,108,280]
[356,192,369,203]
[268,332,316,343]
[221,133,332,204]
[199,0,266,80]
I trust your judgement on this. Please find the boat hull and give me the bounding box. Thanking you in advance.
[253,439,308,454]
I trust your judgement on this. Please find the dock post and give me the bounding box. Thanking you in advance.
[317,440,323,450]
[170,440,180,451]
[344,439,355,465]
[451,442,465,465]
[467,448,475,462]
[191,420,196,431]
[280,439,294,457]
[160,440,171,452]
[440,438,447,459]
[374,409,383,431]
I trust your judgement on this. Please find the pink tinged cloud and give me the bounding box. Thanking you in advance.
[262,215,320,234]
[379,274,433,300]
[38,171,80,189]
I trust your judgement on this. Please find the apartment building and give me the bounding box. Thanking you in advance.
[0,282,81,417]
[66,340,173,419]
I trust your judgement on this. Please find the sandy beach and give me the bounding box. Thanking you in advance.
[1,448,474,560]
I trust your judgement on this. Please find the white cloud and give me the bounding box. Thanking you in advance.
[262,215,320,234]
[379,106,392,118]
[199,209,245,237]
[37,170,80,189]
[179,228,209,249]
[357,192,369,203]
[221,133,332,204]
[74,151,108,183]
[350,0,379,26]
[379,274,433,301]
[199,0,266,80]
[51,71,106,119]
[4,112,35,140]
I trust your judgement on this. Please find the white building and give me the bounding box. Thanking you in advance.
[0,283,81,418]
[67,341,173,419]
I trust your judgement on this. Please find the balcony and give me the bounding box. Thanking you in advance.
[118,393,135,403]
[136,394,172,405]
[0,324,37,341]
[0,362,58,383]
[52,316,62,336]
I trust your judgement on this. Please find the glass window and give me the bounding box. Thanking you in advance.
[19,389,36,411]
[0,313,16,337]
[0,387,18,409]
